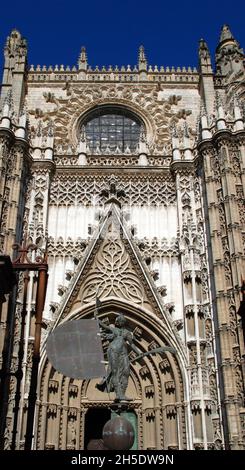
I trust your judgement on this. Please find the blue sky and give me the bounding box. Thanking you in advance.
[0,0,244,72]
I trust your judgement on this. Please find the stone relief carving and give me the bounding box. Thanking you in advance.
[27,171,51,247]
[27,84,195,155]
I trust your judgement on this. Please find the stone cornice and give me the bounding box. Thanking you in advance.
[198,129,245,152]
[53,165,172,177]
[32,159,56,175]
[170,160,196,174]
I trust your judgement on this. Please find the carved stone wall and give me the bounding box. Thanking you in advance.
[26,83,199,156]
[199,128,245,449]
[49,174,176,207]
[0,26,244,451]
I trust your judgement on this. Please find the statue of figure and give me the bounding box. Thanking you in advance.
[94,304,176,402]
[96,314,135,401]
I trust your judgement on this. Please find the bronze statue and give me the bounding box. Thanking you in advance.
[95,302,176,402]
[96,314,133,401]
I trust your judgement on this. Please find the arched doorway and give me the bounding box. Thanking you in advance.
[36,300,188,450]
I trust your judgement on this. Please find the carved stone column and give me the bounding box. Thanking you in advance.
[199,124,245,449]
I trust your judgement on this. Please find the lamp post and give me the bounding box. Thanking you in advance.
[0,241,48,450]
[11,240,48,450]
[0,255,16,318]
[24,257,48,450]
[0,256,16,450]
[238,280,245,346]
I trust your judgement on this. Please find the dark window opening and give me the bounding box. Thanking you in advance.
[84,408,111,450]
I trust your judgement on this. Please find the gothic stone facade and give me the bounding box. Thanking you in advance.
[0,25,244,450]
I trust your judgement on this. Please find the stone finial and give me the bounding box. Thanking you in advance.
[80,125,86,143]
[139,126,147,143]
[183,121,190,139]
[15,106,28,138]
[138,126,148,164]
[5,89,13,110]
[45,121,54,159]
[36,120,43,138]
[47,119,54,138]
[199,39,210,61]
[1,29,27,112]
[0,90,13,128]
[215,24,244,75]
[4,29,27,60]
[138,45,147,71]
[233,95,244,131]
[219,24,234,43]
[183,122,192,159]
[215,92,227,130]
[198,38,212,73]
[78,125,88,164]
[200,103,212,139]
[171,124,181,160]
[78,46,87,71]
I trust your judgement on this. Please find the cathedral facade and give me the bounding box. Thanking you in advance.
[0,25,244,450]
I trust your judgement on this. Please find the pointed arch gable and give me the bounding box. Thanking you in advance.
[50,203,182,352]
[37,298,190,450]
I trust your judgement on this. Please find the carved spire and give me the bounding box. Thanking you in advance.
[4,29,27,62]
[198,38,212,73]
[219,24,234,43]
[138,45,147,71]
[78,46,87,71]
[215,24,244,75]
[1,29,28,113]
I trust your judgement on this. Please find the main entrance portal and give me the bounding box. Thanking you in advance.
[36,302,187,450]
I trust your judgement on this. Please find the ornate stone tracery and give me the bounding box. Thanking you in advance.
[79,225,151,308]
[49,174,177,207]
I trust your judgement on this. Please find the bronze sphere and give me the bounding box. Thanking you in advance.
[103,416,135,450]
